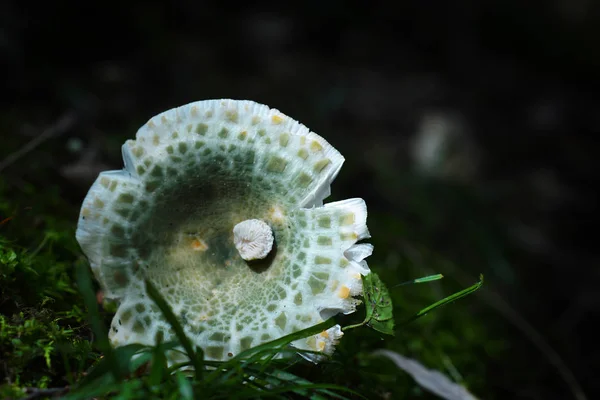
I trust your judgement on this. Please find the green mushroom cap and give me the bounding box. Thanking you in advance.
[76,99,372,362]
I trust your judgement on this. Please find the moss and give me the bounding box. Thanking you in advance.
[0,180,101,396]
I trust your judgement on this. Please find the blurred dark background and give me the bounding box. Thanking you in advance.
[1,1,598,399]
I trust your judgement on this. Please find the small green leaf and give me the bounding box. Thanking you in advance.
[344,272,395,335]
[368,318,395,336]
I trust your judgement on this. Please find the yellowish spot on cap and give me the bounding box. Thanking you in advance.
[339,285,350,299]
[320,330,329,338]
[191,238,209,251]
[271,115,284,124]
[269,205,285,223]
[310,140,323,152]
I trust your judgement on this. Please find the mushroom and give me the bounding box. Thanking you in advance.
[76,99,372,363]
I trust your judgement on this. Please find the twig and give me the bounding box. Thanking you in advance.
[0,112,77,173]
[21,386,69,400]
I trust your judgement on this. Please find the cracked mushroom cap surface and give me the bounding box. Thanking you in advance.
[76,99,372,362]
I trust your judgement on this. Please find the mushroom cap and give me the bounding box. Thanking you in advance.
[76,99,371,362]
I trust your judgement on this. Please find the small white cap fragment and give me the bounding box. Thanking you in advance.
[233,219,274,261]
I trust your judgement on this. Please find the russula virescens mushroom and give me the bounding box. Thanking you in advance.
[76,99,372,362]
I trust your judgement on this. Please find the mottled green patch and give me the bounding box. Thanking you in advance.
[208,332,225,341]
[308,276,327,295]
[166,167,178,177]
[93,198,105,208]
[318,216,331,228]
[260,333,271,341]
[310,140,323,152]
[314,158,331,172]
[296,173,312,188]
[109,181,118,192]
[169,155,183,163]
[274,312,287,330]
[136,165,146,175]
[276,286,287,299]
[195,123,208,135]
[246,150,256,164]
[294,292,303,305]
[315,256,332,264]
[195,140,205,149]
[145,181,159,193]
[132,146,145,158]
[178,142,188,154]
[205,346,224,359]
[279,133,290,147]
[132,320,145,334]
[120,309,133,325]
[340,232,358,241]
[203,148,212,156]
[340,213,355,226]
[314,272,330,281]
[298,148,309,159]
[110,225,126,238]
[266,156,288,173]
[135,303,146,313]
[166,145,174,154]
[240,337,253,351]
[266,304,277,312]
[258,129,266,137]
[171,131,179,139]
[292,264,302,278]
[118,193,135,204]
[150,165,163,178]
[218,127,229,138]
[340,257,349,267]
[317,236,332,246]
[225,110,239,123]
[237,131,247,140]
[114,206,129,218]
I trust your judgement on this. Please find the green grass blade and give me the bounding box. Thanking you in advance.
[144,279,204,379]
[176,372,194,400]
[74,261,120,380]
[403,274,484,325]
[393,273,444,287]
